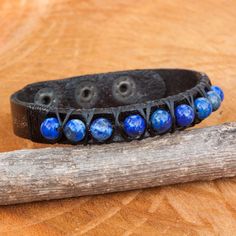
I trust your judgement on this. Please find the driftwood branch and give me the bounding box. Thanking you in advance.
[0,122,235,205]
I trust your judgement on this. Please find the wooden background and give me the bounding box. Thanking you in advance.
[0,0,235,235]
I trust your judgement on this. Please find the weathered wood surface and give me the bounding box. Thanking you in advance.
[0,123,235,206]
[0,0,236,235]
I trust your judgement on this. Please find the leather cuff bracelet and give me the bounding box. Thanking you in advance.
[10,69,224,145]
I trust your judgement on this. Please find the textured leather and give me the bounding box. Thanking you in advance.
[10,69,211,144]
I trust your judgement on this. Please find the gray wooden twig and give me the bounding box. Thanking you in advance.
[0,122,235,205]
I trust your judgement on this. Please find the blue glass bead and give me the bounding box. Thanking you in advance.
[90,118,113,142]
[64,119,86,142]
[151,109,172,134]
[123,114,146,138]
[175,104,195,127]
[207,91,221,111]
[194,97,212,120]
[211,85,224,101]
[40,117,60,140]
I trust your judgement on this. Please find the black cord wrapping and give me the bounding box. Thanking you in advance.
[55,108,75,131]
[53,82,210,144]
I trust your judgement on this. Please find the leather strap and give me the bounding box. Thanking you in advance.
[10,69,211,144]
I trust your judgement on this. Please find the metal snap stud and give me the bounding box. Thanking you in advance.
[34,87,57,106]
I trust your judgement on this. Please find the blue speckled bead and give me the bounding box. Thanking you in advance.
[211,85,224,101]
[151,109,172,134]
[123,114,146,138]
[194,97,212,120]
[175,104,195,127]
[64,119,86,143]
[90,118,113,142]
[207,91,221,111]
[40,117,60,140]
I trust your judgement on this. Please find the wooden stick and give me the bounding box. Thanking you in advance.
[0,122,235,205]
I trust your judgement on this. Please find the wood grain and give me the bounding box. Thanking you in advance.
[0,123,235,206]
[0,0,235,235]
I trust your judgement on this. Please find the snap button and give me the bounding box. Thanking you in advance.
[34,87,57,106]
[75,82,98,108]
[112,76,136,104]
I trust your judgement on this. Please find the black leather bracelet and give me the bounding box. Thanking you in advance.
[10,69,224,145]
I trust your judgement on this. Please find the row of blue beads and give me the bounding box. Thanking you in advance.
[40,117,113,143]
[40,85,223,143]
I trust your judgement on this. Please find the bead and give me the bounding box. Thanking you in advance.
[90,118,113,142]
[64,119,86,143]
[211,85,224,101]
[194,97,212,120]
[40,117,60,140]
[175,104,195,127]
[123,114,146,138]
[207,91,221,111]
[151,109,172,134]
